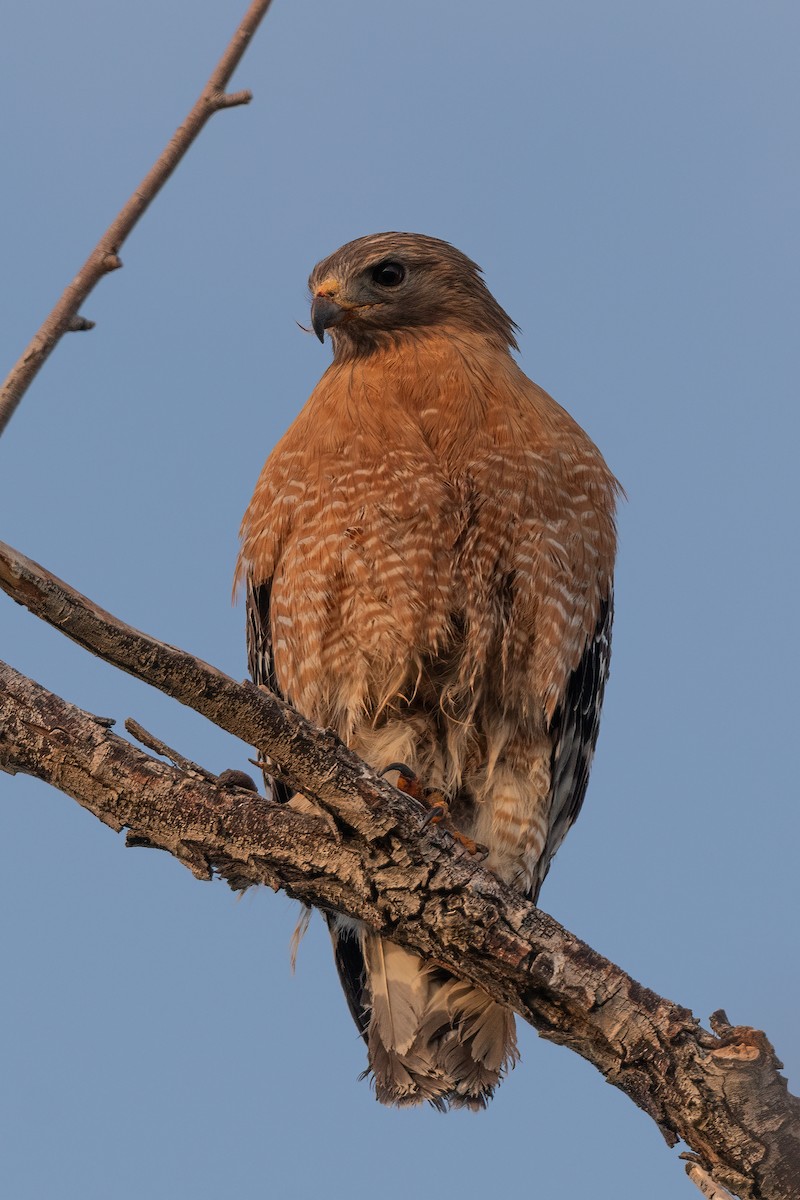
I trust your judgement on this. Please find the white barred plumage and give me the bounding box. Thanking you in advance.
[237,233,620,1108]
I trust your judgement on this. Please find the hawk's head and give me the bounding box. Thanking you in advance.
[308,232,518,360]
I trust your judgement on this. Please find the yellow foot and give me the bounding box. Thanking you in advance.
[381,763,485,856]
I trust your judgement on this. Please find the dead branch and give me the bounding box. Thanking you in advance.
[0,0,274,438]
[124,716,221,783]
[0,539,421,842]
[0,540,798,1199]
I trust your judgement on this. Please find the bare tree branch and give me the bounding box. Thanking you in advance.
[124,717,223,784]
[0,0,274,438]
[0,540,798,1200]
[0,538,419,841]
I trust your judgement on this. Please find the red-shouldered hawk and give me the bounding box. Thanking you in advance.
[237,233,619,1109]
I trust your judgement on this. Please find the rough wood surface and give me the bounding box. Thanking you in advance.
[1,540,799,1199]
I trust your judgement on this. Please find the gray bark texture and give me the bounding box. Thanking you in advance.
[0,538,798,1200]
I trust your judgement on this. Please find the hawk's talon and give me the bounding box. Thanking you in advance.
[380,762,417,781]
[383,765,483,856]
[419,803,446,829]
[382,761,426,802]
[450,830,485,856]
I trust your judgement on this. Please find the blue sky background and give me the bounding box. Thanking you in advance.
[1,3,798,1197]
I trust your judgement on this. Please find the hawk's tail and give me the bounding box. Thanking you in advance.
[332,923,518,1109]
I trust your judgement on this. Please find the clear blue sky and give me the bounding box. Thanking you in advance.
[1,3,798,1197]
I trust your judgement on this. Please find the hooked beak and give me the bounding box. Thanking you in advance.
[310,294,345,342]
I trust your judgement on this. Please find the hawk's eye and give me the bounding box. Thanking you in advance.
[371,261,406,288]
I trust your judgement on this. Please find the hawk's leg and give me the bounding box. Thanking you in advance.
[382,763,484,856]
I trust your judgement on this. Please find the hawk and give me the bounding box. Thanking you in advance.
[237,233,619,1109]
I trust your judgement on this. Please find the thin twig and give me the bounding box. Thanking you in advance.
[124,717,218,782]
[0,0,274,439]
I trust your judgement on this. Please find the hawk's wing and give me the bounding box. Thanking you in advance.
[532,591,614,902]
[245,576,293,805]
[247,574,370,1032]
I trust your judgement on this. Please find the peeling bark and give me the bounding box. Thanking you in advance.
[1,539,799,1199]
